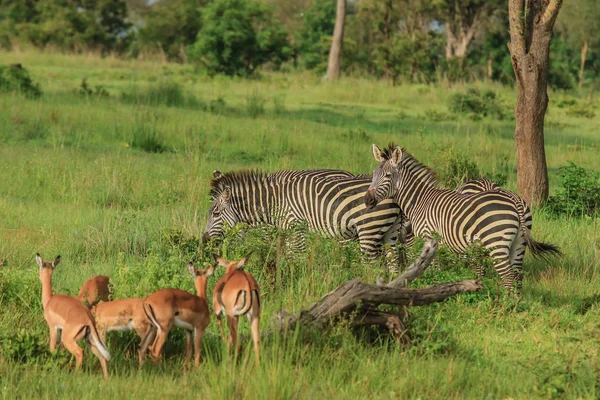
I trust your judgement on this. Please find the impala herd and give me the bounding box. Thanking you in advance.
[36,252,260,379]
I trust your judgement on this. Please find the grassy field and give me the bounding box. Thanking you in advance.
[0,50,599,399]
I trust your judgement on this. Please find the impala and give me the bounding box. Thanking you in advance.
[36,253,111,379]
[139,262,213,366]
[212,254,261,363]
[78,275,111,308]
[91,298,152,365]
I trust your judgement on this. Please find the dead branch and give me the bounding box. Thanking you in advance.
[272,239,483,342]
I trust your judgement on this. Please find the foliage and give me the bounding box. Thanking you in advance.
[189,0,292,76]
[0,329,49,364]
[0,65,41,97]
[246,91,266,118]
[436,148,481,189]
[296,0,335,70]
[120,80,200,108]
[546,162,600,217]
[3,0,131,53]
[77,78,109,98]
[136,0,204,62]
[448,88,506,120]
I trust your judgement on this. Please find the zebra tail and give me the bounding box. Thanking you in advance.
[522,225,562,262]
[87,324,111,361]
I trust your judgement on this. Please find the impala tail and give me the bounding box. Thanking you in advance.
[143,303,161,333]
[88,324,111,361]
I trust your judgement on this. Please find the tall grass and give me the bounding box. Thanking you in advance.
[0,50,599,399]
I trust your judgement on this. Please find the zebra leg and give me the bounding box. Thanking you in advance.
[509,232,527,295]
[284,224,307,259]
[490,247,516,293]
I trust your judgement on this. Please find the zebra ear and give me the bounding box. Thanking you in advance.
[213,170,224,179]
[221,186,231,202]
[372,144,384,162]
[390,147,402,166]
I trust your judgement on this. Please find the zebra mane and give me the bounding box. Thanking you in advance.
[209,170,269,198]
[382,143,439,187]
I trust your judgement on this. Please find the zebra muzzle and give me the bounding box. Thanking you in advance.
[364,189,378,209]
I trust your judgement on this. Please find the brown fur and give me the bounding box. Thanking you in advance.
[91,298,151,365]
[37,254,110,379]
[212,254,261,363]
[78,275,111,309]
[139,263,213,367]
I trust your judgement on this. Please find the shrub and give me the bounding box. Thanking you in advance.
[209,97,227,114]
[546,162,600,217]
[437,148,481,189]
[189,0,292,76]
[0,329,48,364]
[121,81,199,108]
[448,88,505,120]
[0,65,42,97]
[246,92,266,118]
[77,78,109,97]
[565,103,595,119]
[129,113,166,153]
[422,109,456,122]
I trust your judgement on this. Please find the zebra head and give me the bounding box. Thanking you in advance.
[365,144,403,209]
[203,171,238,243]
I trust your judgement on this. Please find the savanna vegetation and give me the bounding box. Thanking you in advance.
[0,48,598,398]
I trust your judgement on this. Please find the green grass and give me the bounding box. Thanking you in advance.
[0,50,599,399]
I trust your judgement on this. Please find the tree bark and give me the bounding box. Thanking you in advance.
[507,0,563,207]
[579,40,588,88]
[326,0,346,81]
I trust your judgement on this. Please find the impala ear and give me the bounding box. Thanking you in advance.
[213,254,228,267]
[372,144,384,162]
[237,252,252,269]
[213,170,224,179]
[36,253,43,269]
[390,147,402,166]
[205,265,215,277]
[187,261,197,277]
[52,255,61,268]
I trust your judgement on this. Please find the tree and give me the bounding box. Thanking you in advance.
[441,0,503,60]
[325,0,345,80]
[190,0,291,76]
[137,0,205,62]
[556,0,600,87]
[507,0,563,207]
[297,0,336,70]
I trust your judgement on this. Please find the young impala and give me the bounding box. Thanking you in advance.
[78,275,112,308]
[36,253,111,379]
[91,298,152,365]
[212,254,261,363]
[139,262,213,366]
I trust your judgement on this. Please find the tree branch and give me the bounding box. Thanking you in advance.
[507,0,526,56]
[540,0,564,29]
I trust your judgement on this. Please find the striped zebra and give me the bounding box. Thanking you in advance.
[202,169,407,269]
[364,144,561,293]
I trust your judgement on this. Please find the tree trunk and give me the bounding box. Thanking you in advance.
[326,0,346,81]
[487,57,493,81]
[579,40,588,88]
[508,0,563,207]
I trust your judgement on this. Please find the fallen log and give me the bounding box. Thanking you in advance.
[273,240,483,344]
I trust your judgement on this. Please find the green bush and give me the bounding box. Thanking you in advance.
[246,92,266,118]
[546,162,600,217]
[189,0,292,76]
[77,78,109,97]
[565,103,595,119]
[129,113,166,153]
[120,80,200,108]
[448,88,505,120]
[437,148,481,189]
[0,65,42,97]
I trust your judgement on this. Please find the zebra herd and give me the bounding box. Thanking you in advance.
[203,143,560,294]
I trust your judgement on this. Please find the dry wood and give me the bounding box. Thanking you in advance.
[273,240,483,342]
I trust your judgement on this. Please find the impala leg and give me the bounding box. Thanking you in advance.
[139,325,157,364]
[150,322,172,362]
[185,331,193,362]
[48,325,58,353]
[226,316,239,356]
[62,338,84,372]
[193,327,204,367]
[248,314,260,364]
[89,343,109,380]
[216,315,226,344]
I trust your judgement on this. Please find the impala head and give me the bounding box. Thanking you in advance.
[203,170,237,244]
[36,253,61,281]
[212,253,251,274]
[365,144,403,209]
[187,261,215,281]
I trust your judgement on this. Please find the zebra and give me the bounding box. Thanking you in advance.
[203,169,408,270]
[364,143,561,293]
